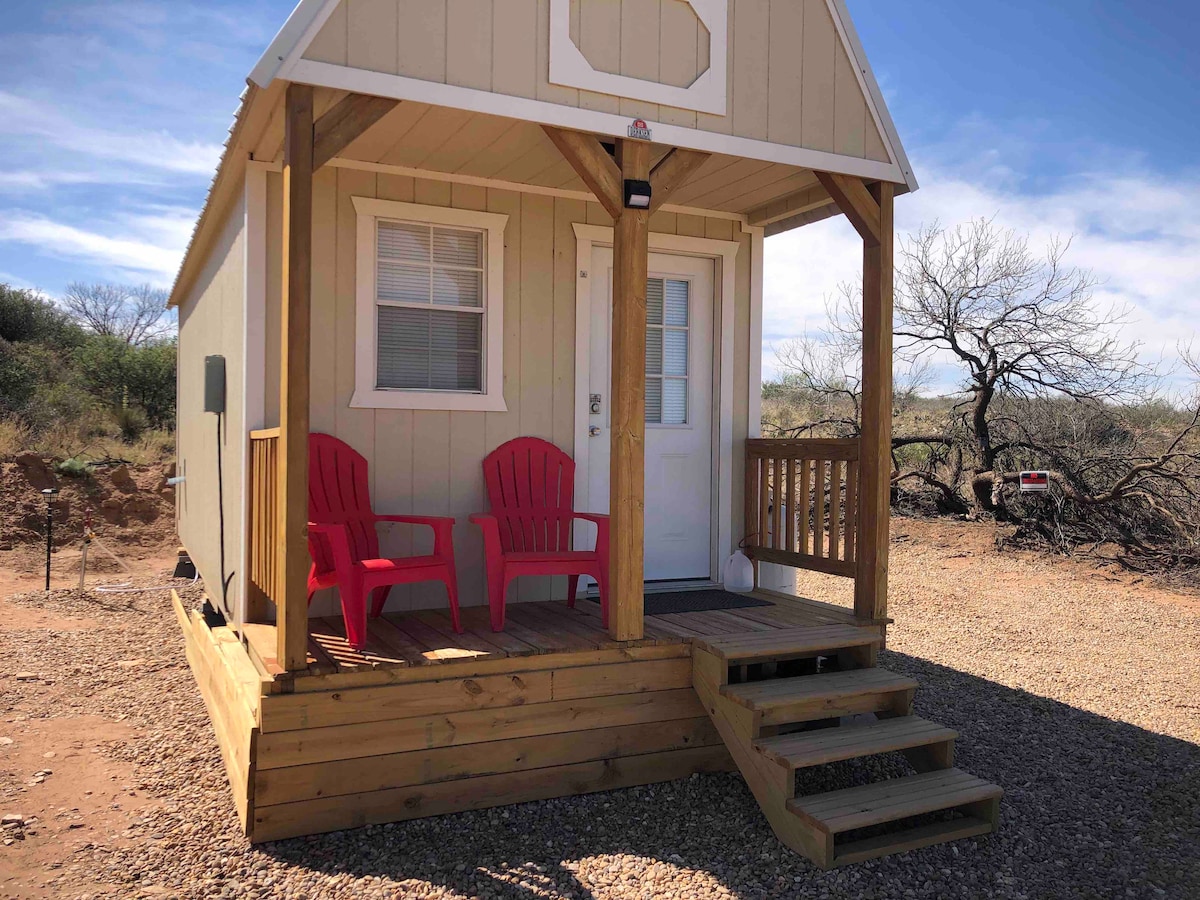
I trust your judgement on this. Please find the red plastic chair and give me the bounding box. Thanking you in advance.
[307,433,462,649]
[469,437,609,631]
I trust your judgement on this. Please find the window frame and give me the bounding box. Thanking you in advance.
[351,197,509,411]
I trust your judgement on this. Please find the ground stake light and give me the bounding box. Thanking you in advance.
[42,488,58,592]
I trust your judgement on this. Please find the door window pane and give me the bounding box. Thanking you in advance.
[645,277,689,424]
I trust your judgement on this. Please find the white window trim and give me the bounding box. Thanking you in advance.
[351,197,508,412]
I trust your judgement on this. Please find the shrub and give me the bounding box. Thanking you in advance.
[55,457,93,478]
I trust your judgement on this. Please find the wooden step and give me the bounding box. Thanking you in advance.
[721,668,917,726]
[754,716,956,770]
[788,768,1003,865]
[693,625,880,666]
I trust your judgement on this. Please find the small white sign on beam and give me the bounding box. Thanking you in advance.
[1019,471,1050,493]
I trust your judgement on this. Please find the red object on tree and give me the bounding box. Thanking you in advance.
[307,432,461,648]
[470,437,610,631]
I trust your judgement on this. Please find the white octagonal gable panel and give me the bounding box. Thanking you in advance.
[549,0,728,115]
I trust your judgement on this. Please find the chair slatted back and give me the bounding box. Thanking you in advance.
[308,433,380,575]
[481,437,575,553]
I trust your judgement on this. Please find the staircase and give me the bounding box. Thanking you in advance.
[692,624,1002,868]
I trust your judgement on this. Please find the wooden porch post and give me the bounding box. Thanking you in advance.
[855,181,894,623]
[814,171,894,623]
[609,139,651,641]
[539,127,709,641]
[277,83,314,672]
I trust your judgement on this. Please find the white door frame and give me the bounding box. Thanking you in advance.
[572,223,739,583]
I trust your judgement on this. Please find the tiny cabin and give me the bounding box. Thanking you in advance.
[170,0,1001,868]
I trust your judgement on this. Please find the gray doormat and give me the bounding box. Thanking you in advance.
[587,589,773,616]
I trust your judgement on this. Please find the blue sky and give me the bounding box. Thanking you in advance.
[0,1,1196,386]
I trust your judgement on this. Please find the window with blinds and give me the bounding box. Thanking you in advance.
[374,219,485,392]
[646,277,689,425]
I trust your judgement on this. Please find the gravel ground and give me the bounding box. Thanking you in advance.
[1,517,1198,899]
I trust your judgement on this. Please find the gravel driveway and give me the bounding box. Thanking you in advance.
[1,517,1197,899]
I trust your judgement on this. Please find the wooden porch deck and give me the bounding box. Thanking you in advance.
[240,590,861,681]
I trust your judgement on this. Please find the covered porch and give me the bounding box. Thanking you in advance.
[233,82,896,673]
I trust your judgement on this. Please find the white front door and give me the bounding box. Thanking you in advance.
[585,247,715,581]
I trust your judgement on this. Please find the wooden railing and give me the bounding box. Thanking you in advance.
[744,438,860,578]
[246,428,281,619]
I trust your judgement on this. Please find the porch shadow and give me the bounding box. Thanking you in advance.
[259,650,1200,900]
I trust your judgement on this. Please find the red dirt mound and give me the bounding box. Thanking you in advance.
[0,455,177,576]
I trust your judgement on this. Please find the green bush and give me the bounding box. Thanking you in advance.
[0,281,177,457]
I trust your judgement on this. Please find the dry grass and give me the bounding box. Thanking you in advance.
[0,415,174,465]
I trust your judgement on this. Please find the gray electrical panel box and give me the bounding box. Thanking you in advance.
[204,355,226,414]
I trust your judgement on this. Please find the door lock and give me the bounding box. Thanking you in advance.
[589,394,602,415]
[589,426,602,437]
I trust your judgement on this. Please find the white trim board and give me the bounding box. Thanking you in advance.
[238,160,271,628]
[742,222,764,442]
[548,0,727,115]
[286,58,907,186]
[571,224,738,585]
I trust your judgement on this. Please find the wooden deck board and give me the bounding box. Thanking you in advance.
[247,592,866,681]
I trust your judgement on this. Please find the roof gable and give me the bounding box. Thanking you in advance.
[249,0,915,191]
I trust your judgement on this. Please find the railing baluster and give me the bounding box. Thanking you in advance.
[844,458,859,564]
[798,458,812,556]
[758,456,770,550]
[770,457,782,550]
[830,459,844,561]
[785,457,796,553]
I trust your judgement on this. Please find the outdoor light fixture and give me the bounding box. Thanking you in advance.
[623,179,652,209]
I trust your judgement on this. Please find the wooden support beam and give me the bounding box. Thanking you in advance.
[277,83,315,672]
[540,126,624,219]
[542,131,706,641]
[855,180,894,626]
[312,93,400,170]
[815,171,882,246]
[647,148,710,214]
[609,138,652,642]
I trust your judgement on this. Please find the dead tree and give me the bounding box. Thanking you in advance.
[768,218,1200,569]
[62,283,172,346]
[894,219,1149,513]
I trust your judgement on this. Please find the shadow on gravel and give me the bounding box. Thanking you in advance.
[259,650,1200,900]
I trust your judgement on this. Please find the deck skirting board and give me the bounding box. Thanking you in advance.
[257,657,694,732]
[251,745,735,843]
[256,687,709,769]
[173,591,260,834]
[254,717,724,807]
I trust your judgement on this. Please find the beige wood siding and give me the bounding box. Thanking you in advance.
[177,192,246,623]
[261,173,754,616]
[302,0,890,164]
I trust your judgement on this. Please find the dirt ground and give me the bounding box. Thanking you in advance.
[1,516,1197,899]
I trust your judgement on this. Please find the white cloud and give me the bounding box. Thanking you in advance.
[763,152,1200,392]
[0,90,222,176]
[0,209,193,285]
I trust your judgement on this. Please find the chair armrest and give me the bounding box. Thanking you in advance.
[374,514,456,558]
[468,513,504,554]
[569,512,609,555]
[307,521,357,575]
[376,514,455,527]
[569,512,609,527]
